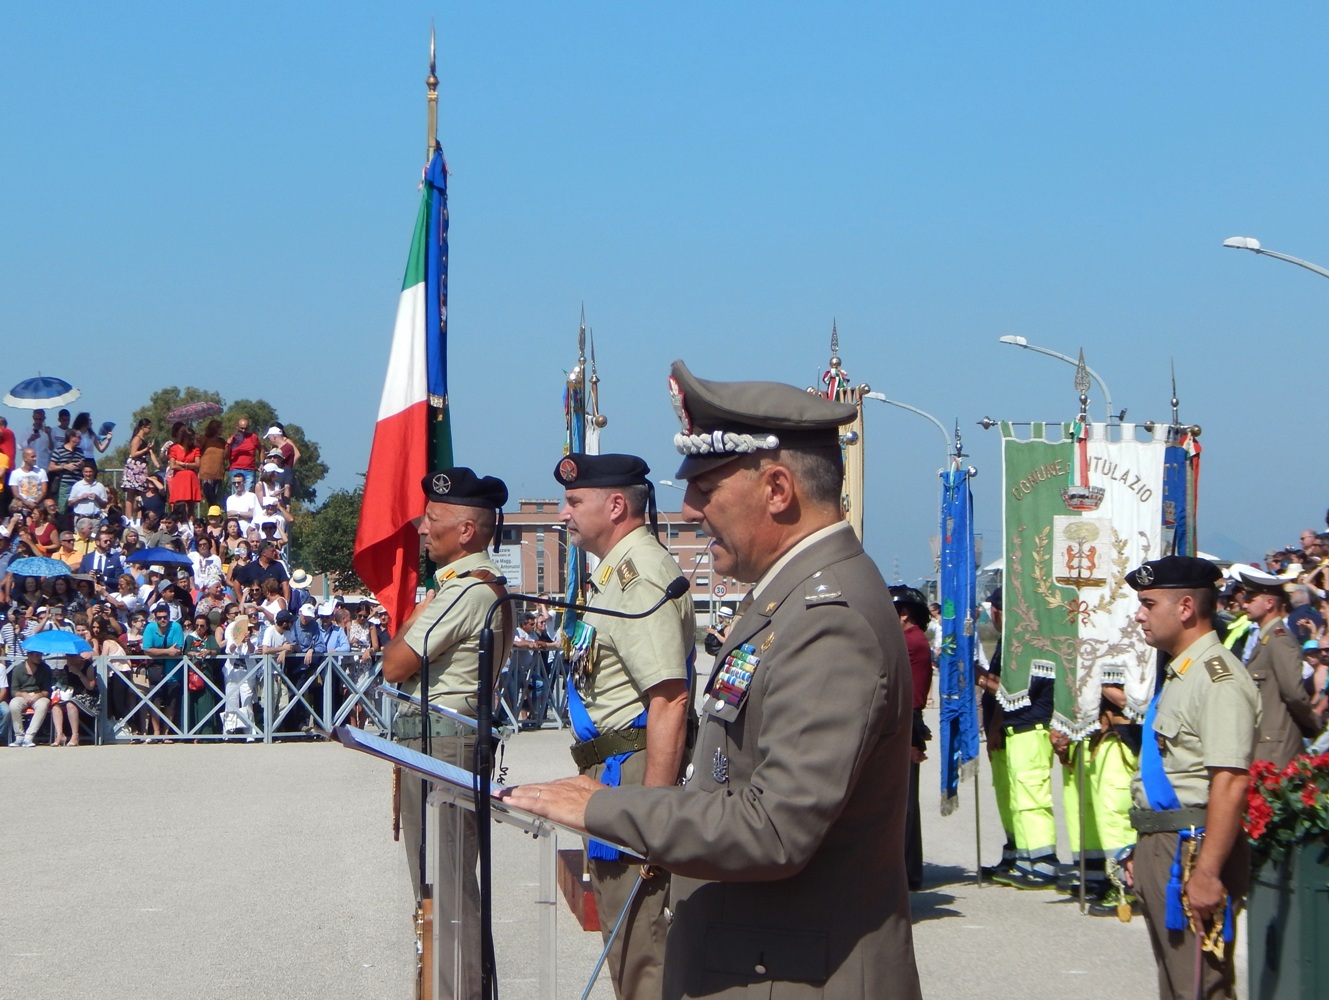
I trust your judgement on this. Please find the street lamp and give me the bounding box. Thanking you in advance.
[862,392,951,464]
[997,335,1115,424]
[1222,236,1329,281]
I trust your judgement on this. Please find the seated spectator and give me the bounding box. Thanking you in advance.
[80,527,125,589]
[14,578,44,611]
[120,527,142,562]
[189,535,224,590]
[52,528,84,570]
[26,504,59,557]
[71,518,97,559]
[137,565,166,604]
[8,648,52,747]
[51,628,99,746]
[107,572,143,626]
[67,576,96,616]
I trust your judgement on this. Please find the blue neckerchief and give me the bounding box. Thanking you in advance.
[571,646,695,862]
[1141,689,1182,812]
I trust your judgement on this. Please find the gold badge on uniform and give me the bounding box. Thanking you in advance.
[617,558,639,589]
[440,568,457,581]
[764,601,778,614]
[759,632,775,653]
[598,563,614,587]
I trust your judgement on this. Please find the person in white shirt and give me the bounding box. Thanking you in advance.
[189,536,224,589]
[222,613,261,739]
[67,463,109,521]
[224,472,261,527]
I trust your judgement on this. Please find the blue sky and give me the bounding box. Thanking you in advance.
[4,2,1329,582]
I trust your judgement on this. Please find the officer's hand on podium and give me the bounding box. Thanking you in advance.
[500,775,605,833]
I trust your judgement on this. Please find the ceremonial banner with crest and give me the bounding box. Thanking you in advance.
[1001,421,1168,735]
[938,467,979,813]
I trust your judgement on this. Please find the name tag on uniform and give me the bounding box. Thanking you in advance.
[706,644,761,723]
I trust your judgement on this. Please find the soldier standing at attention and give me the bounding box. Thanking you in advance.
[554,452,695,1000]
[379,468,511,1000]
[1237,568,1323,768]
[1125,556,1259,1000]
[509,361,922,1000]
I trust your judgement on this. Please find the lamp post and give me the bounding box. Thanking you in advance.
[863,392,951,465]
[997,335,1115,424]
[1222,236,1329,281]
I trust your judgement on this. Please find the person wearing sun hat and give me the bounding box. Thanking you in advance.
[508,361,922,1000]
[378,466,511,1000]
[1124,554,1259,1000]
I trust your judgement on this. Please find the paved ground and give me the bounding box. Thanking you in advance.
[0,707,1247,998]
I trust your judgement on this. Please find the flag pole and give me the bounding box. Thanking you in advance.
[426,23,438,158]
[820,320,866,539]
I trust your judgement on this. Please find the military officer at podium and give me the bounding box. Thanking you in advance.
[508,362,923,1000]
[380,467,511,1000]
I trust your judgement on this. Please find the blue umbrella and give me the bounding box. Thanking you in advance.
[4,375,81,408]
[8,556,72,578]
[127,546,193,567]
[23,631,93,656]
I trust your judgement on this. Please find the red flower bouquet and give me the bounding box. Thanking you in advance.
[1244,753,1329,869]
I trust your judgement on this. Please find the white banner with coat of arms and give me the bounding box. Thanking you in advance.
[1001,421,1167,737]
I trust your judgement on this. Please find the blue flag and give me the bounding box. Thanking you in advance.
[938,467,979,814]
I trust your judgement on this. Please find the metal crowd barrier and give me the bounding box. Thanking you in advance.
[92,651,392,744]
[3,646,568,746]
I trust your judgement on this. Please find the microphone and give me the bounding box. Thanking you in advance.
[469,574,688,998]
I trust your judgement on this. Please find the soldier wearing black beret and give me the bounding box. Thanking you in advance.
[1125,554,1259,1000]
[380,466,511,1000]
[510,362,922,1000]
[549,451,694,1000]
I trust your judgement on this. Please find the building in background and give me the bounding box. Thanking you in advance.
[502,499,733,621]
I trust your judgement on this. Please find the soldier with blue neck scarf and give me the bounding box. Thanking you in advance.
[1125,555,1259,1000]
[554,452,694,1000]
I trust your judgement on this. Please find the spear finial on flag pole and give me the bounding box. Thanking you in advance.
[1074,348,1091,422]
[426,22,438,156]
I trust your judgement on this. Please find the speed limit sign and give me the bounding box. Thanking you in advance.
[713,584,727,598]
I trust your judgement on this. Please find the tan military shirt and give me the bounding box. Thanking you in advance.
[581,525,694,733]
[1131,630,1260,810]
[401,550,509,716]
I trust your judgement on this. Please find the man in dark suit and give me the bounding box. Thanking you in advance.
[79,526,125,590]
[507,361,922,1000]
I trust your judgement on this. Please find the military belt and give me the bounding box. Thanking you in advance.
[570,727,647,770]
[1129,805,1208,834]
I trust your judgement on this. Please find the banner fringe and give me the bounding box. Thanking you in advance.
[939,793,959,817]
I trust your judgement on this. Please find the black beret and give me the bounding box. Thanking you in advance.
[421,467,509,509]
[668,359,858,478]
[554,453,651,489]
[1126,555,1222,592]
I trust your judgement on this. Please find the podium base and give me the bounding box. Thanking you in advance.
[557,848,600,932]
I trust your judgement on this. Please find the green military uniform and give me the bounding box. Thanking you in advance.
[1245,617,1320,769]
[1126,555,1260,1000]
[396,469,511,1000]
[557,454,694,1000]
[584,361,922,1000]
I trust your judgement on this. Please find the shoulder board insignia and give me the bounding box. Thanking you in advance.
[805,575,843,604]
[597,562,614,587]
[1204,656,1232,683]
[617,559,639,589]
[759,632,775,653]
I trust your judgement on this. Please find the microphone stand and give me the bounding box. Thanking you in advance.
[473,577,689,1000]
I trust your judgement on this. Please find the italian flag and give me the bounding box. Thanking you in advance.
[354,150,451,631]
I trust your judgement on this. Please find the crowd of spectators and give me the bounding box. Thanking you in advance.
[0,408,387,747]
